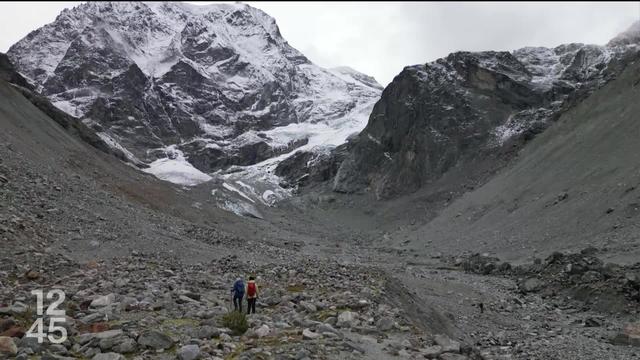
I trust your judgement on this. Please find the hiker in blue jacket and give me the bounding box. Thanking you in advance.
[231,277,245,312]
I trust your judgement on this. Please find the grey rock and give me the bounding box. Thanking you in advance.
[16,336,42,353]
[295,349,311,360]
[91,293,116,307]
[92,353,126,360]
[376,316,394,331]
[255,325,270,338]
[420,345,443,358]
[317,323,340,336]
[111,337,137,354]
[194,326,220,339]
[302,328,321,340]
[434,334,461,353]
[48,344,69,355]
[41,354,77,360]
[337,311,356,328]
[521,278,543,293]
[177,345,200,360]
[137,330,173,350]
[439,354,469,360]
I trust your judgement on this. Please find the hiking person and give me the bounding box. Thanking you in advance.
[231,277,245,312]
[246,276,258,314]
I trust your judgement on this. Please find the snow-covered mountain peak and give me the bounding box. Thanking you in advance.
[8,1,382,216]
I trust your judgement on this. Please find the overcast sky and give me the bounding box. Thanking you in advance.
[1,2,638,85]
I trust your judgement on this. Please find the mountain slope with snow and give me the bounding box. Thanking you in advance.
[7,1,382,204]
[333,22,640,199]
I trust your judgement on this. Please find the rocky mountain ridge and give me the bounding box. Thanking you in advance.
[333,22,640,199]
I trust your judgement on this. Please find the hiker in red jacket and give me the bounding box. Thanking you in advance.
[246,276,258,314]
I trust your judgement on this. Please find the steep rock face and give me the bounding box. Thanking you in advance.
[407,56,640,262]
[334,24,640,199]
[0,52,127,161]
[8,1,381,179]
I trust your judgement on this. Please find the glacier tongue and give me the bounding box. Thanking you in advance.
[209,95,377,214]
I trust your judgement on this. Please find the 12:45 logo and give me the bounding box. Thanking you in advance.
[25,290,67,344]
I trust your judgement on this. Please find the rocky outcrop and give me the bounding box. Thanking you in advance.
[0,52,128,162]
[275,145,348,188]
[333,23,640,199]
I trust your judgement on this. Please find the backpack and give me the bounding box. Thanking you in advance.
[234,280,244,294]
[247,281,257,298]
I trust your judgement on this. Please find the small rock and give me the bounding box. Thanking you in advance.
[520,278,543,293]
[376,316,394,331]
[421,345,442,358]
[434,334,461,353]
[398,349,411,357]
[111,337,137,353]
[92,353,125,360]
[299,301,317,313]
[439,354,469,360]
[195,326,220,339]
[317,323,340,336]
[92,330,123,340]
[337,311,356,328]
[255,325,270,338]
[16,336,42,353]
[178,344,201,360]
[50,343,69,354]
[137,330,173,350]
[91,294,116,307]
[0,336,17,356]
[302,328,321,340]
[295,349,311,360]
[584,318,601,327]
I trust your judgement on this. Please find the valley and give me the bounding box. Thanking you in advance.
[1,2,639,360]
